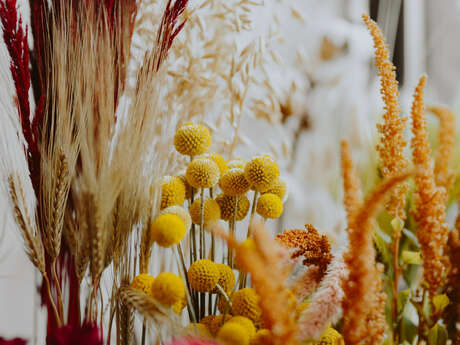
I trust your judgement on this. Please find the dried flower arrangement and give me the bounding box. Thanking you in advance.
[0,1,459,345]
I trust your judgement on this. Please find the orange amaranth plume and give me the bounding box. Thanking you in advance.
[410,75,450,296]
[363,13,409,222]
[342,171,412,345]
[340,140,362,226]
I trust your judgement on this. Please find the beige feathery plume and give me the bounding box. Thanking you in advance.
[363,14,409,222]
[341,140,362,226]
[410,75,450,295]
[427,105,456,194]
[342,171,413,345]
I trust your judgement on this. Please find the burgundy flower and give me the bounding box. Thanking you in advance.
[0,338,27,345]
[47,324,102,345]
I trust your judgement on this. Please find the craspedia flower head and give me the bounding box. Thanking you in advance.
[202,152,228,175]
[318,328,344,345]
[261,177,287,201]
[186,158,220,189]
[199,315,218,335]
[186,323,211,338]
[218,294,232,314]
[187,259,220,292]
[189,198,221,228]
[219,168,251,196]
[231,288,262,324]
[174,123,211,156]
[151,272,185,306]
[227,316,256,339]
[213,263,235,293]
[160,205,191,230]
[227,158,246,170]
[207,314,232,336]
[217,322,250,345]
[250,329,271,345]
[130,274,155,295]
[159,176,186,209]
[216,194,250,221]
[150,214,186,247]
[172,294,187,314]
[256,193,283,219]
[244,155,280,191]
[178,173,196,200]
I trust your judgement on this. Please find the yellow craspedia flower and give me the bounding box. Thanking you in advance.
[219,168,250,196]
[130,274,155,295]
[217,322,250,345]
[178,173,196,200]
[187,259,220,292]
[227,316,256,338]
[186,323,211,338]
[206,314,232,336]
[256,193,283,219]
[159,176,186,209]
[217,294,232,314]
[216,194,250,221]
[189,197,221,227]
[199,315,217,334]
[227,158,246,170]
[244,155,280,191]
[174,123,211,156]
[231,288,262,324]
[186,158,220,189]
[261,177,287,200]
[172,294,187,314]
[318,328,344,345]
[250,329,271,345]
[159,205,191,230]
[202,152,228,174]
[213,263,235,293]
[150,214,186,247]
[150,272,185,306]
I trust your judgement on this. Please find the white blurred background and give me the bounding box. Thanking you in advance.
[1,0,460,342]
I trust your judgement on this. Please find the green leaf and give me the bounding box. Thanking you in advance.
[402,228,420,248]
[398,290,410,314]
[428,324,448,345]
[391,217,404,232]
[374,229,392,264]
[401,251,421,265]
[432,294,450,314]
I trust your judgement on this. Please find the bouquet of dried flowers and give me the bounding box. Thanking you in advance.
[1,1,460,345]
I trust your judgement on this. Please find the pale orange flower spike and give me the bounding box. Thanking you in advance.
[410,75,450,296]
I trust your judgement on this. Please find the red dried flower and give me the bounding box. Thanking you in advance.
[0,338,27,345]
[47,323,102,345]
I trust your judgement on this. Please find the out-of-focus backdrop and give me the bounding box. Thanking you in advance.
[1,0,460,342]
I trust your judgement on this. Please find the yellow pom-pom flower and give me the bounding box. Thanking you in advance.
[244,155,280,191]
[199,315,217,334]
[250,329,271,345]
[186,323,211,338]
[159,176,186,209]
[130,274,155,295]
[231,288,262,324]
[207,314,232,336]
[227,316,256,338]
[219,168,250,196]
[217,322,250,345]
[217,294,232,314]
[227,158,246,170]
[318,328,344,345]
[172,294,187,314]
[216,194,250,221]
[189,197,221,228]
[256,193,283,219]
[213,264,235,293]
[186,158,220,189]
[187,259,220,292]
[202,152,228,174]
[261,177,287,200]
[150,272,185,306]
[174,123,211,156]
[159,205,191,230]
[150,214,186,247]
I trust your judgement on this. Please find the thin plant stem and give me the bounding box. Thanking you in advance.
[175,245,197,323]
[43,273,62,327]
[200,188,205,259]
[141,319,146,345]
[52,259,65,321]
[248,190,258,237]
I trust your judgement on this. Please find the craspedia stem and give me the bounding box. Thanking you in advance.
[248,190,258,237]
[200,188,205,259]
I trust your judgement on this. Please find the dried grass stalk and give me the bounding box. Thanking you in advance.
[410,76,450,295]
[363,14,409,222]
[341,140,362,226]
[342,171,413,345]
[427,105,456,194]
